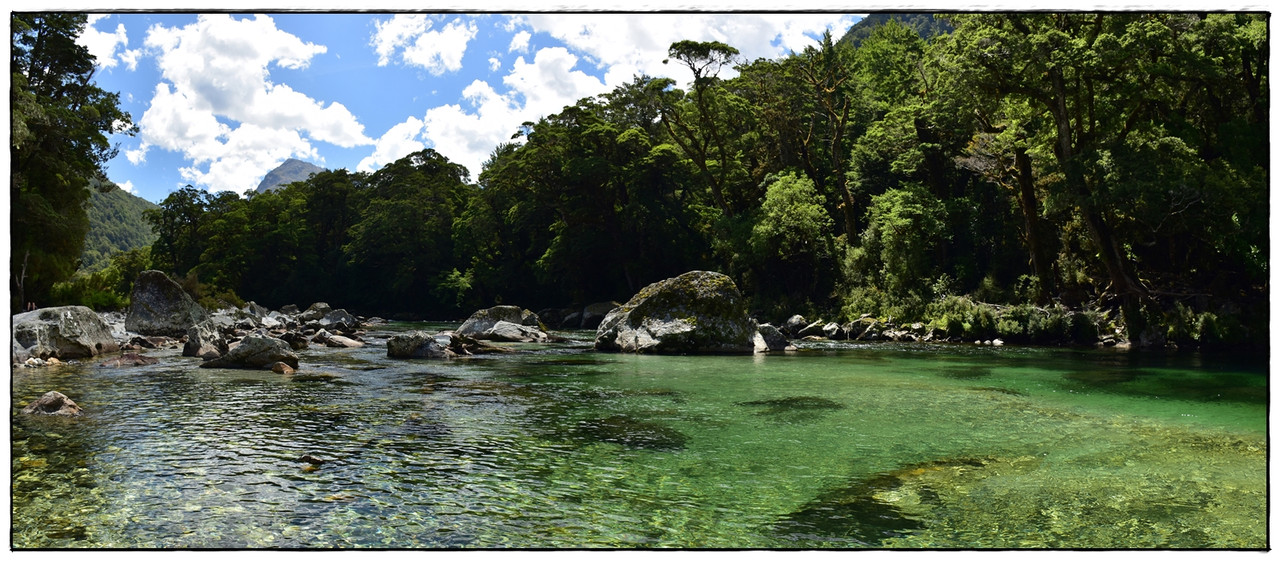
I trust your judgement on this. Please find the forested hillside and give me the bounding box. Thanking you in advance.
[80,181,158,272]
[47,13,1272,349]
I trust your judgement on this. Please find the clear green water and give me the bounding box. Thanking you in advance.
[10,324,1268,548]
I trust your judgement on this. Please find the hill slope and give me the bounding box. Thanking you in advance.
[81,184,158,272]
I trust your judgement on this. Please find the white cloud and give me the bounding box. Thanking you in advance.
[79,14,141,71]
[371,15,478,75]
[117,180,136,194]
[135,14,373,192]
[357,117,427,173]
[508,30,531,53]
[417,47,606,178]
[522,13,858,89]
[488,57,502,71]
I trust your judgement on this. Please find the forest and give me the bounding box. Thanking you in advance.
[15,13,1270,350]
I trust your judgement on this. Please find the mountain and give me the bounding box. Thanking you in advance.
[80,182,159,272]
[256,159,326,193]
[838,13,954,49]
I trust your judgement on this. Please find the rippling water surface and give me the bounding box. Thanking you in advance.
[11,323,1268,548]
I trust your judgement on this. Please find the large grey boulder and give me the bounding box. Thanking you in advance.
[125,270,208,337]
[484,321,554,343]
[13,306,120,359]
[298,302,332,323]
[594,271,758,354]
[319,309,359,332]
[200,335,299,370]
[753,323,793,352]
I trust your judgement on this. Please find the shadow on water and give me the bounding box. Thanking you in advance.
[571,415,688,451]
[736,396,846,423]
[775,458,989,546]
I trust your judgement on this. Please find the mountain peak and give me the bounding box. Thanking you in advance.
[256,159,326,193]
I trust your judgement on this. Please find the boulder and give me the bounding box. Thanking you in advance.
[12,338,31,365]
[278,331,310,351]
[782,315,809,337]
[595,271,757,354]
[125,270,209,337]
[100,353,160,368]
[580,302,620,330]
[797,320,827,338]
[458,305,544,336]
[299,302,333,323]
[483,321,554,343]
[183,320,229,359]
[313,330,364,348]
[753,323,793,353]
[13,306,120,359]
[822,321,846,340]
[21,391,84,417]
[243,301,270,318]
[200,335,299,370]
[387,331,456,359]
[320,309,360,332]
[280,304,301,316]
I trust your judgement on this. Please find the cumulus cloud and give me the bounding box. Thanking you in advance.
[117,180,136,194]
[371,14,478,75]
[134,14,372,192]
[79,14,141,71]
[357,117,427,173]
[508,30,531,53]
[417,47,606,178]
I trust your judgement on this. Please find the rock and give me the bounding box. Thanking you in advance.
[320,309,359,332]
[21,391,83,417]
[536,308,568,329]
[280,304,301,315]
[183,320,229,359]
[595,270,757,354]
[13,306,121,359]
[458,305,544,336]
[200,335,299,370]
[313,330,364,348]
[580,302,620,330]
[298,302,332,323]
[782,315,809,337]
[278,331,310,351]
[243,301,270,318]
[100,353,160,368]
[125,271,209,337]
[12,338,30,365]
[753,323,793,353]
[822,322,845,340]
[483,321,554,343]
[797,320,827,338]
[271,361,295,375]
[387,331,456,359]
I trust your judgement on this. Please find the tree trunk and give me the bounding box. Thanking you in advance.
[1013,147,1055,302]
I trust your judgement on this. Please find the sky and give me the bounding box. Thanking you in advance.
[73,11,865,203]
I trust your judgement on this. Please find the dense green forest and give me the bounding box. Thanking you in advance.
[15,13,1270,350]
[79,181,158,272]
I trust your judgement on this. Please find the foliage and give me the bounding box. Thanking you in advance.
[10,13,135,311]
[80,182,158,272]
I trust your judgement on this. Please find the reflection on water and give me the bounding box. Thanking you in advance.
[10,327,1267,548]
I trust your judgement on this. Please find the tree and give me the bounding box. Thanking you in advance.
[10,13,134,311]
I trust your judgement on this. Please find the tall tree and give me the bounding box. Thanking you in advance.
[11,13,134,310]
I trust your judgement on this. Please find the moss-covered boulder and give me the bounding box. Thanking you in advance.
[594,270,757,354]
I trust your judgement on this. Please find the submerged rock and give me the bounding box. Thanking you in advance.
[99,353,160,368]
[13,305,121,359]
[595,270,757,354]
[21,391,84,417]
[125,270,209,337]
[574,415,687,451]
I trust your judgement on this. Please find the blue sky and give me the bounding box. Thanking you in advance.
[75,11,865,203]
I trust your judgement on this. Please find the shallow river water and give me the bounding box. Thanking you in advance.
[10,323,1268,548]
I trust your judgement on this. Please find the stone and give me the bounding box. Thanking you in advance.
[797,320,827,338]
[125,270,209,337]
[458,305,544,336]
[278,331,310,351]
[387,331,456,359]
[320,309,360,332]
[483,321,554,343]
[580,302,621,330]
[21,391,83,417]
[13,306,120,359]
[313,330,364,348]
[298,302,333,323]
[271,361,295,375]
[782,315,809,337]
[753,323,793,353]
[822,322,846,340]
[100,353,160,367]
[595,270,757,354]
[200,335,299,370]
[183,320,229,359]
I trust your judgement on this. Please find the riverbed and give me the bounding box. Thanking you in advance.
[10,323,1268,548]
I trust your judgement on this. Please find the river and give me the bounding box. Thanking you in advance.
[10,322,1268,548]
